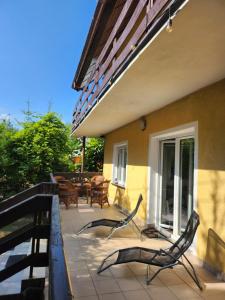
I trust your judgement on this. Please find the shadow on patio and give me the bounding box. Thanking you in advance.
[61,200,225,300]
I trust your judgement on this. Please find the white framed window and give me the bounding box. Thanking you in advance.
[112,142,128,187]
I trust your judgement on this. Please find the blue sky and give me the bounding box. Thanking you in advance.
[0,0,96,124]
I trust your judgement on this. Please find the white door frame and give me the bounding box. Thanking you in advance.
[147,122,198,252]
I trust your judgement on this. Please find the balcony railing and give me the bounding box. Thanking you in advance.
[0,182,73,300]
[72,0,180,132]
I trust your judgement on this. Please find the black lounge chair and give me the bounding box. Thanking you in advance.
[76,194,143,239]
[97,210,202,290]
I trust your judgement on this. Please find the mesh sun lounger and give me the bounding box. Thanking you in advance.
[76,194,143,239]
[97,211,202,290]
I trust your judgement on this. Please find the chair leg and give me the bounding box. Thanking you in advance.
[101,195,107,209]
[146,266,163,285]
[107,196,110,207]
[64,198,70,209]
[97,258,112,274]
[86,190,89,203]
[97,258,107,274]
[76,222,92,235]
[146,265,150,281]
[179,254,203,290]
[106,223,129,239]
[146,264,176,285]
[97,250,119,274]
[106,227,117,240]
[131,220,143,240]
[181,262,203,290]
[90,193,92,206]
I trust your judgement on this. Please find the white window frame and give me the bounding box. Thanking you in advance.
[112,141,128,187]
[147,122,198,252]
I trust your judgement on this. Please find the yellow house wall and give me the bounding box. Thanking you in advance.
[103,78,225,273]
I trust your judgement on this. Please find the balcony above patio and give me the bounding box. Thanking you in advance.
[72,0,225,137]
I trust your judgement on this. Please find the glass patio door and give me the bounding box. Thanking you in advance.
[179,138,194,233]
[159,137,194,236]
[160,140,175,231]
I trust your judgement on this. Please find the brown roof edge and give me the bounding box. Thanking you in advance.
[72,0,109,91]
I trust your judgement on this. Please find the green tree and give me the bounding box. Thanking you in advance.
[0,112,104,199]
[0,120,16,197]
[85,138,104,172]
[4,113,79,195]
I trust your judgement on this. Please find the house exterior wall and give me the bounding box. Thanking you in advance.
[103,78,225,274]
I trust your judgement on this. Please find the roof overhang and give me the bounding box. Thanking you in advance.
[73,0,225,137]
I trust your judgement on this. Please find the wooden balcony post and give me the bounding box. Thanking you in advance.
[95,66,100,102]
[146,0,150,28]
[112,38,117,75]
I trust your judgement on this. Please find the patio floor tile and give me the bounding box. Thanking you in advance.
[167,284,201,299]
[74,296,99,300]
[110,264,135,278]
[123,289,151,300]
[72,277,97,297]
[99,292,125,300]
[116,277,143,291]
[93,278,121,294]
[146,286,179,300]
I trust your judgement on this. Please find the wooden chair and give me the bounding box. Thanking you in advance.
[72,181,83,203]
[90,180,110,209]
[54,175,65,182]
[84,175,105,202]
[57,179,78,209]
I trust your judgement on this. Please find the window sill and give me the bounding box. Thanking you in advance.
[111,182,126,189]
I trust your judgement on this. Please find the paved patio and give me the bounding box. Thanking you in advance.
[61,200,225,300]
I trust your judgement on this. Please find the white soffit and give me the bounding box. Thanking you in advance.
[74,0,225,137]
